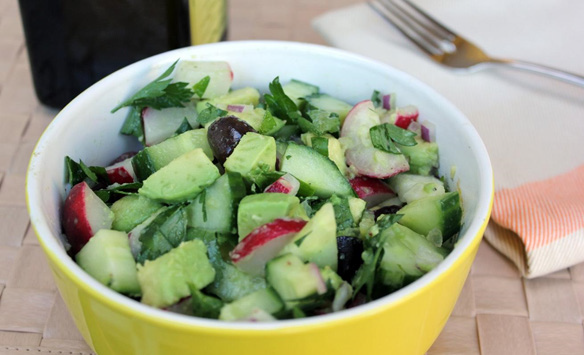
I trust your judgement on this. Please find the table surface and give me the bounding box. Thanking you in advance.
[1,0,584,354]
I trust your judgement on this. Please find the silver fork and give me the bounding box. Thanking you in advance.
[369,0,584,87]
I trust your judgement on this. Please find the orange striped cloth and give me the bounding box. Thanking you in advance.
[487,165,584,278]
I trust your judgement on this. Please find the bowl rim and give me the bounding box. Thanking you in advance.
[26,40,494,332]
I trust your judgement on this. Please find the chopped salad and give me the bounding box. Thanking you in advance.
[61,60,462,321]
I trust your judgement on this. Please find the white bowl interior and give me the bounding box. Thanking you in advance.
[27,40,492,330]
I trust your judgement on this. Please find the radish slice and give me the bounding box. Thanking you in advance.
[394,105,419,129]
[308,263,328,295]
[407,121,422,136]
[105,157,136,184]
[349,176,395,208]
[230,218,307,276]
[264,173,300,195]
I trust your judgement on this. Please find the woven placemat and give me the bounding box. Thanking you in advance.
[1,0,582,354]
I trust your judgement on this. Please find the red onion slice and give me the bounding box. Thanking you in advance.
[382,94,391,110]
[227,104,246,113]
[421,120,436,142]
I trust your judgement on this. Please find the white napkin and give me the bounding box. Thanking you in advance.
[313,0,584,277]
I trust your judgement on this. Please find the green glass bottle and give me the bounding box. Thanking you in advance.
[18,0,228,109]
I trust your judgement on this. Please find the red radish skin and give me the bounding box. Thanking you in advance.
[394,105,419,129]
[105,157,136,184]
[230,218,307,276]
[341,100,410,178]
[349,176,395,207]
[264,174,300,195]
[62,182,114,254]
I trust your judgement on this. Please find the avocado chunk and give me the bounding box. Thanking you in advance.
[301,133,348,176]
[286,202,338,271]
[237,193,304,240]
[224,132,277,178]
[75,229,141,296]
[111,195,163,232]
[397,137,439,176]
[218,288,284,321]
[138,148,220,203]
[196,87,261,112]
[137,239,215,308]
[132,129,212,181]
[265,253,325,308]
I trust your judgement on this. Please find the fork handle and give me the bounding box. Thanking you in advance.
[491,58,584,87]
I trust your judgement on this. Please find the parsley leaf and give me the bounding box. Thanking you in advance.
[119,106,144,139]
[112,60,183,113]
[304,109,340,135]
[352,214,402,300]
[264,77,303,124]
[94,182,142,203]
[371,90,382,107]
[192,75,211,98]
[128,82,194,110]
[329,195,355,234]
[197,103,228,125]
[259,110,285,135]
[189,286,223,319]
[174,118,193,135]
[64,156,109,187]
[310,136,329,157]
[370,123,417,154]
[137,206,188,264]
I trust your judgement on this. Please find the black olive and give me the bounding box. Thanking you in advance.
[337,236,364,281]
[373,205,402,220]
[207,116,256,163]
[109,151,137,165]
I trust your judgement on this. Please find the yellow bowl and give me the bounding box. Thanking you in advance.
[26,41,493,355]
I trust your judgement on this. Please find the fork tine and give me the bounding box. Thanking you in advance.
[383,0,447,52]
[402,0,456,41]
[369,0,441,56]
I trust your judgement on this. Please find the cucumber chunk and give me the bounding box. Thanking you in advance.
[282,79,319,107]
[300,133,348,176]
[75,229,141,296]
[388,173,445,204]
[196,87,261,110]
[219,288,284,321]
[186,173,246,234]
[379,223,447,289]
[397,191,462,240]
[305,94,353,124]
[280,143,353,198]
[111,195,163,232]
[196,232,267,302]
